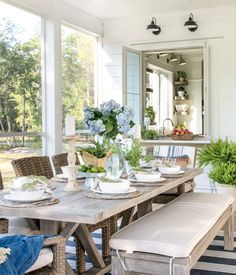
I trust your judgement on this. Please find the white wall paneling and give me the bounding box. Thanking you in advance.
[102,5,236,141]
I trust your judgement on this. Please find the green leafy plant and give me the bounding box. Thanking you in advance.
[141,129,159,140]
[124,141,144,168]
[208,163,236,185]
[197,139,236,167]
[144,106,156,123]
[79,139,109,158]
[177,71,187,80]
[197,138,236,185]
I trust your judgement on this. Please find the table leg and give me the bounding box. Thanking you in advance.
[76,224,106,268]
[120,207,135,229]
[137,199,153,219]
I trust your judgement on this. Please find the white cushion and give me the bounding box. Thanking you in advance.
[110,193,234,258]
[26,248,53,273]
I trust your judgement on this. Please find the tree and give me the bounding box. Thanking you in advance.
[0,19,41,145]
[62,28,95,129]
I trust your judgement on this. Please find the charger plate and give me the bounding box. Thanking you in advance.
[0,196,59,208]
[85,190,142,200]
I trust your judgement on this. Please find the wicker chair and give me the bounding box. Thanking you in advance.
[52,152,80,175]
[52,153,117,273]
[0,171,65,274]
[149,145,196,204]
[0,171,34,235]
[12,156,54,179]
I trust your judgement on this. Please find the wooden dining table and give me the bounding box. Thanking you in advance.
[0,168,202,275]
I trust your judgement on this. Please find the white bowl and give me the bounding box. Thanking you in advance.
[99,179,130,193]
[135,172,161,182]
[158,165,181,174]
[61,165,79,177]
[10,189,45,201]
[178,91,185,97]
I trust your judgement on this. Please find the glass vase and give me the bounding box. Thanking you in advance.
[105,141,124,180]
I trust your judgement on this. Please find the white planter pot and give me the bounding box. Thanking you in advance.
[216,183,236,210]
[144,116,151,126]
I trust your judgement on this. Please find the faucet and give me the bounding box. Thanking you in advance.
[162,118,174,135]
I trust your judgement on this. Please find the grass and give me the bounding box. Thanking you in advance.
[0,137,41,186]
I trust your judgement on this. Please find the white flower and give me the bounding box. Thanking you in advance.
[0,247,11,264]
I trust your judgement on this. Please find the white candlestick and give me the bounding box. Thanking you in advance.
[134,125,142,139]
[65,116,75,136]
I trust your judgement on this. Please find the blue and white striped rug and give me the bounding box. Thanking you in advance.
[66,231,236,274]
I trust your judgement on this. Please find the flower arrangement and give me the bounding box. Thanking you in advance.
[84,100,135,140]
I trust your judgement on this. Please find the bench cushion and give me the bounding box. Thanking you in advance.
[110,193,234,258]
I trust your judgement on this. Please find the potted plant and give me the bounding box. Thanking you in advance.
[144,106,156,124]
[123,140,155,171]
[177,71,187,82]
[79,139,110,167]
[141,129,159,140]
[124,140,144,169]
[197,138,236,209]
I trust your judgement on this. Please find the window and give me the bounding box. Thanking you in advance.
[61,25,97,142]
[0,2,42,184]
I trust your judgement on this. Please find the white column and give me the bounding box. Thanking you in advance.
[41,1,62,156]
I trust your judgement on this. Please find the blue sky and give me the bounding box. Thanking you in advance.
[0,1,40,41]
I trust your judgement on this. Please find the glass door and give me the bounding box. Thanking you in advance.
[123,48,142,124]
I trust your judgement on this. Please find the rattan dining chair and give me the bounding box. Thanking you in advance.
[52,152,80,175]
[0,171,66,274]
[52,153,117,272]
[12,156,54,179]
[0,171,34,235]
[149,145,197,204]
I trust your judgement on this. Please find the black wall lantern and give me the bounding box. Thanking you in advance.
[184,13,198,32]
[147,17,161,35]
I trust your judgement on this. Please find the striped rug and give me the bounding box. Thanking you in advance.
[66,231,236,274]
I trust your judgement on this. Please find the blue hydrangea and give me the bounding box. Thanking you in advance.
[100,100,120,115]
[116,107,134,133]
[88,119,105,134]
[83,106,94,125]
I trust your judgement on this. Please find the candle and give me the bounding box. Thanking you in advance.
[134,124,141,139]
[65,116,75,136]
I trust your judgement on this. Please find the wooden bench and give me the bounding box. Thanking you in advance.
[110,193,234,275]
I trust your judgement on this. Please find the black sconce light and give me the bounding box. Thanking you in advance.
[147,17,161,35]
[184,13,198,32]
[179,56,186,66]
[170,53,178,62]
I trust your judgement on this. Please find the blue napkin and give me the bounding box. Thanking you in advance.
[0,235,45,275]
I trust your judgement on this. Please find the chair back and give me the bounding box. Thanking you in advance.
[52,153,80,175]
[144,145,196,168]
[11,156,54,179]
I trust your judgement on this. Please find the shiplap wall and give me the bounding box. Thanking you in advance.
[101,6,236,141]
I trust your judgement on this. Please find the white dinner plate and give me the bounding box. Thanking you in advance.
[4,193,53,203]
[78,172,106,178]
[160,170,185,175]
[56,174,85,179]
[128,176,166,183]
[91,187,137,195]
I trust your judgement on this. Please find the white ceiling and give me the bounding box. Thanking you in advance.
[65,0,236,19]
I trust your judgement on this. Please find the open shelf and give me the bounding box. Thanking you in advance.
[174,80,188,86]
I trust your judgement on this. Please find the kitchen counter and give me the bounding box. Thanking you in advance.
[141,137,211,148]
